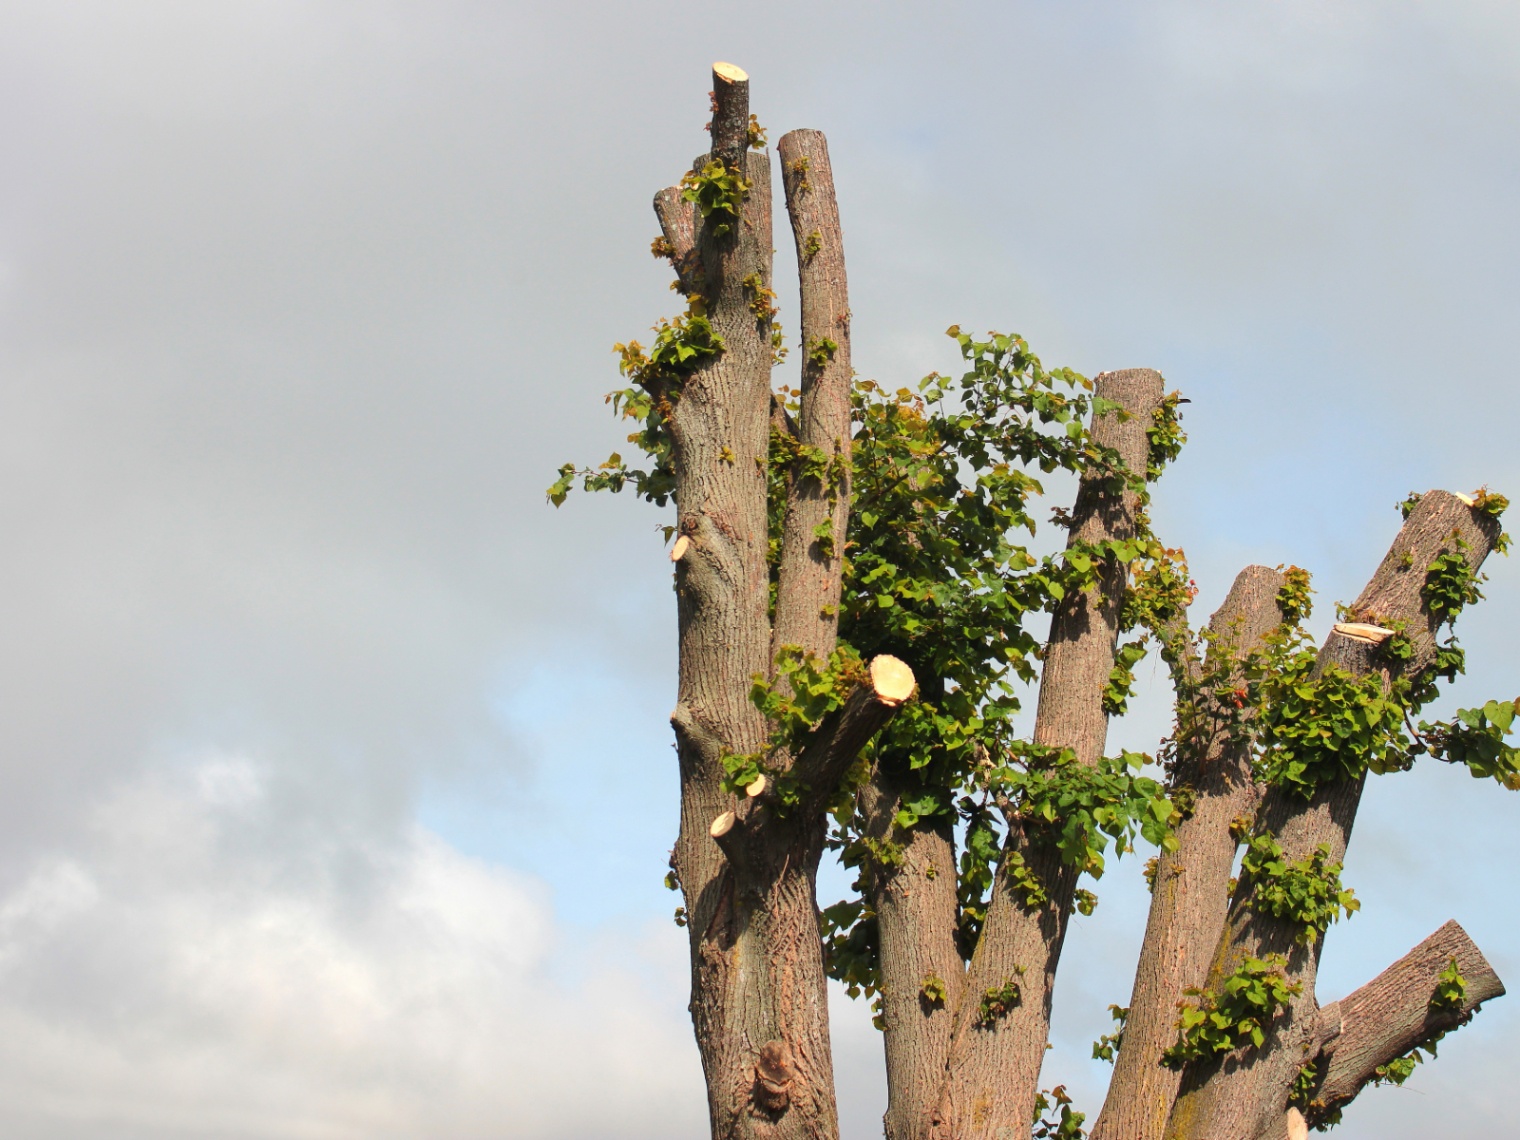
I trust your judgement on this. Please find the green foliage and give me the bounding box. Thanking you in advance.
[802,229,822,260]
[746,113,767,149]
[1423,544,1483,621]
[1146,390,1187,482]
[742,272,779,326]
[806,336,838,369]
[1162,955,1302,1067]
[788,155,810,193]
[680,159,750,237]
[1276,565,1313,626]
[819,896,878,1000]
[1091,1004,1128,1062]
[976,973,1024,1027]
[989,747,1177,881]
[1431,957,1467,1013]
[1250,628,1417,796]
[1104,638,1151,716]
[1239,835,1359,943]
[1032,1086,1087,1139]
[920,973,948,1006]
[1414,699,1520,788]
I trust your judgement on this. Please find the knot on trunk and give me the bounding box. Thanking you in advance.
[752,1039,795,1113]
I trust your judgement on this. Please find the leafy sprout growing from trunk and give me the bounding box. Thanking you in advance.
[550,62,1517,1140]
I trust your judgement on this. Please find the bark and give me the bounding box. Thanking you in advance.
[710,63,751,171]
[857,760,965,1140]
[1092,565,1288,1140]
[772,129,852,667]
[654,186,701,296]
[665,68,848,1139]
[933,369,1166,1140]
[1299,919,1504,1130]
[1164,490,1506,1140]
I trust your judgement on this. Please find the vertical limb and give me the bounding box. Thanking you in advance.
[772,129,852,665]
[1092,566,1287,1140]
[857,763,965,1140]
[664,65,850,1140]
[936,369,1165,1140]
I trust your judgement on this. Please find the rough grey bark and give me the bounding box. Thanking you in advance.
[933,369,1166,1140]
[1164,490,1506,1140]
[771,129,852,667]
[1300,919,1504,1129]
[1092,565,1288,1140]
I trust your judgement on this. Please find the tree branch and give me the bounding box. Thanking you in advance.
[653,186,701,296]
[1093,565,1287,1140]
[787,656,916,805]
[937,369,1166,1140]
[772,129,853,668]
[1165,490,1507,1140]
[1299,919,1504,1129]
[709,62,750,171]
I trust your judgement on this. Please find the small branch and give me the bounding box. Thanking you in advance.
[710,62,750,170]
[790,655,915,798]
[653,186,701,295]
[1303,919,1504,1128]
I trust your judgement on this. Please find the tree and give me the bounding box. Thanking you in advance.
[550,64,1518,1140]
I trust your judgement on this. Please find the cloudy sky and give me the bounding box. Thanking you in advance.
[0,2,1517,1137]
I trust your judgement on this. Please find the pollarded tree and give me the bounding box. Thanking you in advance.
[550,64,1519,1140]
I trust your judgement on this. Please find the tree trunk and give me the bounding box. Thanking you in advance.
[1092,565,1288,1140]
[934,369,1165,1140]
[1164,490,1506,1140]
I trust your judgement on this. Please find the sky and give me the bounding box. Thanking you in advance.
[0,1,1517,1137]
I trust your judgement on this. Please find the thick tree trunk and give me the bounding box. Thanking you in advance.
[933,369,1165,1140]
[1092,565,1288,1140]
[665,64,848,1140]
[1164,490,1505,1140]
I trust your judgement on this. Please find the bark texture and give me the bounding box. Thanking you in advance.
[1164,490,1506,1140]
[859,764,964,1140]
[933,369,1166,1140]
[1301,919,1504,1129]
[771,129,852,668]
[1092,565,1288,1140]
[665,68,848,1140]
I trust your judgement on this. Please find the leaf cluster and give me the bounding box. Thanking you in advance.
[1239,834,1359,944]
[680,160,750,238]
[1091,1004,1128,1062]
[1162,955,1302,1067]
[1032,1085,1087,1139]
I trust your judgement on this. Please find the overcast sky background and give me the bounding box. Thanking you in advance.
[0,2,1518,1137]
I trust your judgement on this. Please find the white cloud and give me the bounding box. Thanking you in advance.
[0,757,705,1139]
